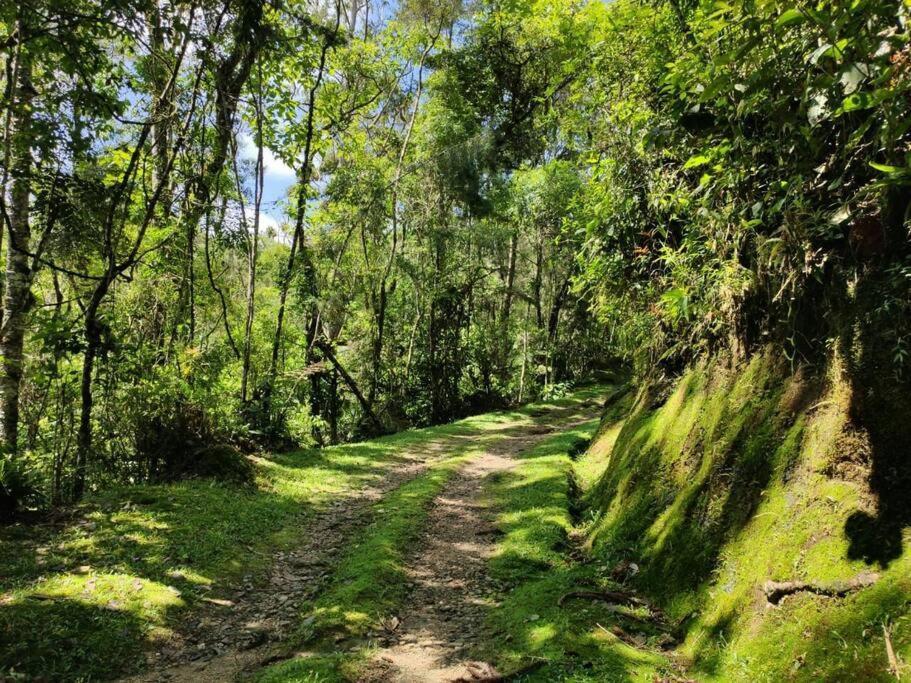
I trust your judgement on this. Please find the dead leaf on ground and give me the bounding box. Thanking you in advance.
[380,615,400,632]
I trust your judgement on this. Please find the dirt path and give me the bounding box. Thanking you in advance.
[124,396,602,683]
[124,435,473,683]
[358,400,602,683]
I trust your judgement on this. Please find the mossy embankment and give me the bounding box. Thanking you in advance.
[583,351,911,681]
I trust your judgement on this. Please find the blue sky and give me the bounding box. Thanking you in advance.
[237,133,297,232]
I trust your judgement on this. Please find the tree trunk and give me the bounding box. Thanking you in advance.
[149,0,173,216]
[367,37,434,411]
[269,13,340,385]
[317,340,382,433]
[73,288,107,500]
[241,78,264,402]
[533,239,544,330]
[498,230,518,383]
[0,53,33,454]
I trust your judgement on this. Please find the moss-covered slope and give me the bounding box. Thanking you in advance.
[584,352,911,681]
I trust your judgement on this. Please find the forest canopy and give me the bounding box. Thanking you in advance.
[1,0,909,511]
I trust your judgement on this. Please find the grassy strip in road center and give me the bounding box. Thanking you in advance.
[256,385,611,682]
[255,448,479,682]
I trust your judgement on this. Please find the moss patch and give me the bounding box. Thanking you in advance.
[585,352,911,681]
[478,404,676,681]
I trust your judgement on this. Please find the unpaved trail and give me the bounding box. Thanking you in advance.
[358,399,602,683]
[123,394,602,683]
[124,434,473,683]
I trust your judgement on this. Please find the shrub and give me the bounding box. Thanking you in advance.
[0,457,36,518]
[135,399,253,485]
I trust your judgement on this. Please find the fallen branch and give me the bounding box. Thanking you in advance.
[762,572,879,605]
[596,621,677,652]
[448,658,545,682]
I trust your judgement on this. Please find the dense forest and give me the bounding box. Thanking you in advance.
[1,0,910,681]
[1,0,908,507]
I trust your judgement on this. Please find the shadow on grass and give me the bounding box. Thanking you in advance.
[0,598,147,680]
[586,358,795,605]
[838,289,911,567]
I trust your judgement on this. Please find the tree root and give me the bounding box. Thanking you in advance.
[557,590,646,608]
[448,658,545,682]
[762,571,879,605]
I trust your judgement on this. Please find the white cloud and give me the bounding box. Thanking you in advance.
[258,211,280,233]
[238,133,297,182]
[263,147,297,181]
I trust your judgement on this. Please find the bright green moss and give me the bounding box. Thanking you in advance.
[583,352,911,681]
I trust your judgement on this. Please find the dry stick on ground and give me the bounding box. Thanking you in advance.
[560,589,671,632]
[883,621,901,680]
[762,572,879,605]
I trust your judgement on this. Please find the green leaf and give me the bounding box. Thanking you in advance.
[776,8,806,27]
[683,155,711,170]
[837,89,889,114]
[869,162,905,174]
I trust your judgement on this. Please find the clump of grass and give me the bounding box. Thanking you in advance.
[480,413,669,681]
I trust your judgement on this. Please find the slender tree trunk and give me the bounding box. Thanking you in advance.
[401,299,422,398]
[497,230,518,383]
[518,306,529,404]
[149,1,173,217]
[317,340,382,432]
[241,79,264,402]
[73,287,108,500]
[269,10,340,384]
[328,368,339,444]
[0,53,33,454]
[187,211,196,343]
[367,36,435,412]
[533,238,544,330]
[203,199,239,357]
[547,275,571,344]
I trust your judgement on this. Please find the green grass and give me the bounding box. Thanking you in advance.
[256,386,611,682]
[21,365,901,683]
[254,451,474,682]
[0,415,505,680]
[0,387,605,681]
[478,411,670,682]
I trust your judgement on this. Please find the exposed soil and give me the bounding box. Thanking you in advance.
[124,435,469,683]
